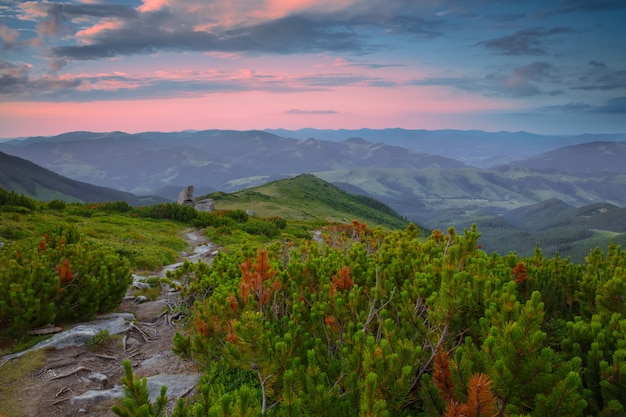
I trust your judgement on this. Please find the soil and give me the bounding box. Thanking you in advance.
[12,229,213,417]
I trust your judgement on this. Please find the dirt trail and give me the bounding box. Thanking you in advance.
[9,229,213,417]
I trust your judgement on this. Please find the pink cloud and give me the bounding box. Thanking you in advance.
[137,0,171,13]
[17,2,48,21]
[0,24,20,47]
[136,0,357,30]
[76,20,126,44]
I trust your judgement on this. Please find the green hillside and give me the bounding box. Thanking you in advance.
[0,151,164,205]
[205,174,409,230]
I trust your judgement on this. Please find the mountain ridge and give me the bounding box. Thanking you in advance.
[0,151,165,205]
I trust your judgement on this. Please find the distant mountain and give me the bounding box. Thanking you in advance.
[507,141,626,174]
[502,198,574,231]
[0,130,465,196]
[266,128,626,167]
[315,166,626,221]
[0,151,165,205]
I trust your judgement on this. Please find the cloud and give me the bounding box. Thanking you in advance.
[535,0,626,18]
[287,108,338,114]
[412,61,556,97]
[572,64,626,91]
[51,13,366,60]
[376,15,443,38]
[0,60,395,101]
[477,27,572,56]
[20,0,448,61]
[539,96,626,114]
[331,57,405,69]
[33,2,139,39]
[589,60,607,69]
[0,24,20,49]
[539,101,595,113]
[0,59,81,96]
[503,62,554,96]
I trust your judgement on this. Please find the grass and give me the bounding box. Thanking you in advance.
[208,174,408,230]
[0,350,46,417]
[0,207,189,273]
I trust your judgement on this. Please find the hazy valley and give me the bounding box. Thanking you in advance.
[2,128,626,261]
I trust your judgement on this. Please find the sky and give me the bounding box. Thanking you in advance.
[1,0,625,138]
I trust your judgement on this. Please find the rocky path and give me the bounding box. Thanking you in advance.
[1,229,214,417]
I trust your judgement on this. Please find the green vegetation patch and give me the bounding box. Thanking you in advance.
[207,174,408,230]
[142,224,626,416]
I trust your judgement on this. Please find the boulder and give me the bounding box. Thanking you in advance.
[177,185,195,206]
[194,198,214,212]
[176,185,214,212]
[71,373,199,406]
[0,313,135,363]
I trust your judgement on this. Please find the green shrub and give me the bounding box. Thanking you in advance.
[223,209,249,223]
[87,329,110,351]
[47,199,66,210]
[0,188,37,210]
[240,218,280,237]
[0,225,132,339]
[192,212,235,228]
[104,200,132,213]
[0,205,31,213]
[135,203,197,222]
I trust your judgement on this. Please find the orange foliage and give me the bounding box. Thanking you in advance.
[56,258,74,284]
[512,261,528,284]
[329,282,337,298]
[239,258,253,302]
[433,348,455,403]
[38,235,49,252]
[465,373,497,417]
[194,313,222,338]
[229,295,239,312]
[331,265,354,291]
[239,249,277,307]
[322,221,373,249]
[325,315,339,332]
[195,315,210,337]
[226,320,238,344]
[443,400,468,417]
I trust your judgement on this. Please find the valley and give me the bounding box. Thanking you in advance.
[2,128,625,262]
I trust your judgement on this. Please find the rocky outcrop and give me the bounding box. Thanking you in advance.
[194,198,214,212]
[176,185,214,212]
[0,313,136,364]
[177,185,195,206]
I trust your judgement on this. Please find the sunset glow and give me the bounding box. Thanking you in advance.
[1,0,625,137]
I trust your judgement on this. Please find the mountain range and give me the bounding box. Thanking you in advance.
[0,130,467,197]
[2,128,626,260]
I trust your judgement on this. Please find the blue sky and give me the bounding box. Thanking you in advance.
[1,0,625,137]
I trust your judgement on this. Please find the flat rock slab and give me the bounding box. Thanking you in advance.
[71,373,199,406]
[1,313,135,364]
